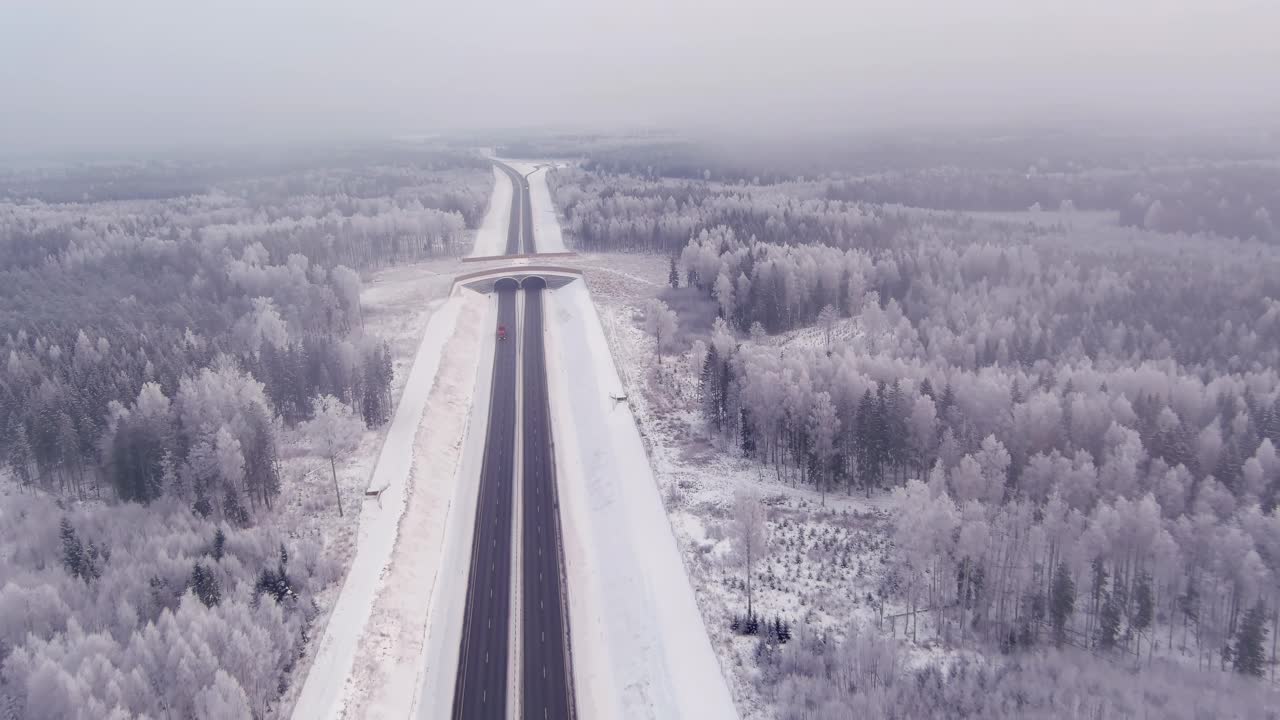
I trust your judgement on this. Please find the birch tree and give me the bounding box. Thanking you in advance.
[730,488,769,619]
[300,395,365,517]
[644,298,679,366]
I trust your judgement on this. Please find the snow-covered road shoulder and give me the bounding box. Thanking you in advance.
[544,281,736,720]
[290,289,477,719]
[470,166,513,258]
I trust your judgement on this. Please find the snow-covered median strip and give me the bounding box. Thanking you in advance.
[544,281,737,720]
[291,292,466,720]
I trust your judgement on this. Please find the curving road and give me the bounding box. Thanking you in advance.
[451,161,571,719]
[494,161,535,254]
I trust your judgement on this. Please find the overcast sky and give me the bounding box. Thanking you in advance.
[3,0,1278,150]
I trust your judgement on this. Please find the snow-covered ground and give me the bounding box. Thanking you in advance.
[570,252,929,718]
[343,289,487,718]
[470,166,513,258]
[498,159,569,253]
[544,281,737,720]
[290,172,513,716]
[412,288,497,720]
[291,282,466,719]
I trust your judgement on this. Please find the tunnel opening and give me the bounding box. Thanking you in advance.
[493,277,519,292]
[521,276,548,291]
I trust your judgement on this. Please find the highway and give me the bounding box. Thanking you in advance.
[451,161,572,719]
[520,282,573,720]
[451,287,518,720]
[494,160,534,254]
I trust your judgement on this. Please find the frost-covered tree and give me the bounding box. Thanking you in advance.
[808,391,839,504]
[730,488,769,619]
[644,298,679,366]
[190,563,222,607]
[300,394,366,517]
[817,304,838,352]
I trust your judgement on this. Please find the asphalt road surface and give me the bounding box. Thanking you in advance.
[494,161,533,254]
[451,287,518,720]
[520,284,574,720]
[451,161,571,719]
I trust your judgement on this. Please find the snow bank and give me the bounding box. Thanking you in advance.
[290,291,464,720]
[343,290,488,719]
[469,166,512,257]
[543,281,736,720]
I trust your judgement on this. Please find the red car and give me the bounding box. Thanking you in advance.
[497,324,507,341]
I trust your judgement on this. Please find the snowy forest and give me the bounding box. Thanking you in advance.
[0,144,490,717]
[549,132,1280,717]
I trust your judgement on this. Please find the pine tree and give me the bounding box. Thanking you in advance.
[856,389,880,496]
[190,562,222,607]
[741,408,756,455]
[1044,566,1075,645]
[1133,572,1154,639]
[7,422,35,487]
[1267,398,1280,446]
[1099,593,1121,650]
[1090,557,1108,630]
[938,382,956,428]
[255,543,295,604]
[224,486,249,527]
[700,345,723,430]
[193,489,213,519]
[60,517,84,581]
[212,527,226,562]
[668,255,680,288]
[1233,602,1268,677]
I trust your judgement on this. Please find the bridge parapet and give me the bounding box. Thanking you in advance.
[452,264,583,294]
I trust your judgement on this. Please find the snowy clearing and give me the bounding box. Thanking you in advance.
[574,251,961,717]
[545,280,737,720]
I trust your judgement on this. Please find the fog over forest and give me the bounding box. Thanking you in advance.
[4,0,1279,150]
[3,2,1280,719]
